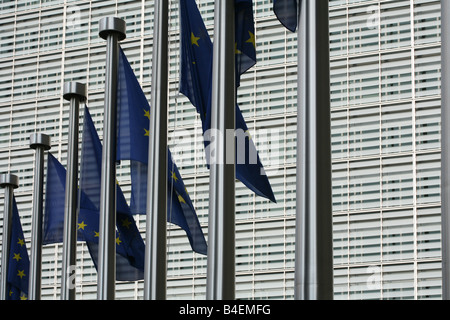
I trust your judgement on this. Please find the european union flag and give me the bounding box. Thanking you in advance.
[7,197,30,300]
[79,106,145,280]
[273,0,299,32]
[44,152,97,244]
[167,152,207,255]
[179,0,256,97]
[116,48,207,255]
[179,0,276,203]
[43,152,96,243]
[116,47,151,214]
[75,207,144,281]
[179,0,213,130]
[42,107,145,281]
[79,106,130,216]
[235,0,256,85]
[43,152,67,245]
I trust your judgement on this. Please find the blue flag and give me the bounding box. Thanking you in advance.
[273,0,299,32]
[79,106,145,280]
[179,0,213,130]
[43,107,145,281]
[235,0,256,85]
[116,48,207,255]
[166,152,207,255]
[116,47,152,214]
[179,0,276,203]
[43,152,67,244]
[43,152,99,244]
[7,197,30,300]
[79,106,131,216]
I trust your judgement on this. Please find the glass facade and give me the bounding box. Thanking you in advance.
[330,0,442,300]
[0,0,442,299]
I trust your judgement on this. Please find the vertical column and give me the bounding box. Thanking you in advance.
[0,174,19,300]
[295,0,334,300]
[144,0,169,301]
[441,0,450,301]
[206,0,236,300]
[97,17,126,300]
[61,82,86,300]
[29,133,52,300]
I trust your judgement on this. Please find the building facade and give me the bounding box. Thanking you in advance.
[0,0,442,299]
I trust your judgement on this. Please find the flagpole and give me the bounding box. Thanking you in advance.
[0,173,19,300]
[61,82,86,300]
[206,0,236,300]
[295,0,333,300]
[98,17,126,300]
[441,0,450,301]
[144,0,168,301]
[29,133,51,300]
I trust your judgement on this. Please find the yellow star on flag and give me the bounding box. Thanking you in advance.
[78,221,87,230]
[144,128,149,137]
[171,171,178,182]
[116,236,122,246]
[94,231,99,238]
[178,194,186,204]
[246,31,256,48]
[121,218,132,229]
[144,109,150,120]
[13,253,21,262]
[20,294,27,300]
[191,32,200,47]
[17,270,26,279]
[17,238,25,247]
[235,42,242,54]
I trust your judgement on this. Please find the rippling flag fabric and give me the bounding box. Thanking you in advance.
[7,197,30,300]
[116,48,207,255]
[179,0,276,203]
[273,0,299,32]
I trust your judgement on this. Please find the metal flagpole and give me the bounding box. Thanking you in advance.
[441,0,450,301]
[97,17,126,300]
[61,82,86,300]
[144,0,168,301]
[29,133,52,300]
[0,173,19,300]
[206,0,236,300]
[295,0,333,300]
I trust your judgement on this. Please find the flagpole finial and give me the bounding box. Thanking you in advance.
[0,173,19,189]
[63,82,87,102]
[30,133,51,151]
[98,17,126,41]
